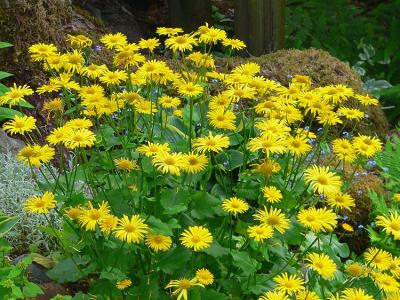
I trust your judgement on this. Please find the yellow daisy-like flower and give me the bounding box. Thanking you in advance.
[116,279,132,290]
[100,32,128,50]
[222,197,249,216]
[46,127,71,145]
[253,207,290,234]
[137,142,170,157]
[182,152,208,174]
[156,27,183,37]
[326,192,355,211]
[371,272,400,293]
[248,224,274,242]
[355,94,379,106]
[80,64,108,79]
[393,194,400,202]
[99,215,119,234]
[63,128,96,149]
[364,247,392,271]
[42,98,64,115]
[180,226,213,251]
[258,290,289,300]
[0,83,33,106]
[296,290,320,300]
[159,95,181,109]
[332,138,357,163]
[63,50,84,73]
[248,134,287,157]
[165,34,198,52]
[165,278,204,300]
[353,135,382,158]
[79,201,110,231]
[174,109,183,118]
[138,38,160,52]
[134,99,158,115]
[100,70,128,86]
[305,252,337,279]
[345,262,368,278]
[176,81,203,97]
[114,158,138,172]
[222,38,246,50]
[199,27,227,44]
[338,107,365,121]
[193,132,230,154]
[376,212,400,240]
[340,288,373,300]
[65,118,93,129]
[253,159,281,177]
[66,207,83,220]
[274,272,304,295]
[145,233,172,252]
[45,54,67,72]
[17,144,55,167]
[186,52,215,69]
[342,223,354,232]
[224,85,256,101]
[23,192,56,214]
[207,108,236,131]
[297,207,337,233]
[152,151,185,176]
[262,186,283,203]
[66,34,92,48]
[316,111,343,126]
[195,268,214,285]
[114,215,149,243]
[304,165,342,195]
[3,115,36,136]
[285,135,312,156]
[29,43,58,62]
[319,84,354,104]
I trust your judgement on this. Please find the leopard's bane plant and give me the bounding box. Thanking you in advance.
[4,23,399,299]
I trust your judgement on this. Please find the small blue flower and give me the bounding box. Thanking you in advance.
[287,74,293,78]
[196,123,202,129]
[367,160,376,166]
[365,113,369,118]
[319,194,325,199]
[357,190,363,195]
[370,222,375,227]
[343,216,348,221]
[354,172,359,177]
[211,79,218,84]
[59,92,63,97]
[317,127,323,132]
[95,45,102,52]
[234,104,239,109]
[362,171,367,176]
[304,126,310,131]
[307,139,316,144]
[342,131,349,137]
[357,224,364,230]
[382,167,389,172]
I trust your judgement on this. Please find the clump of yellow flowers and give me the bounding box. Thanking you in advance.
[2,23,400,299]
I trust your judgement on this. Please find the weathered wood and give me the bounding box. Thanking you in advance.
[235,0,285,56]
[167,0,212,33]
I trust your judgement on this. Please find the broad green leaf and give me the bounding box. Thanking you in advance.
[204,241,229,258]
[22,282,43,297]
[0,107,23,120]
[160,189,191,215]
[12,286,23,299]
[0,71,13,80]
[47,258,85,283]
[16,100,34,108]
[230,250,258,275]
[215,150,243,171]
[158,247,191,274]
[0,215,18,236]
[190,191,220,219]
[0,42,12,48]
[147,216,173,235]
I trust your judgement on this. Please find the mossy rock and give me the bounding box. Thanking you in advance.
[220,48,389,138]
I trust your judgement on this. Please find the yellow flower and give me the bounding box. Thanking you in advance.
[136,60,173,84]
[274,272,304,295]
[340,288,373,300]
[165,278,204,300]
[222,38,246,50]
[342,223,354,232]
[65,118,93,129]
[338,107,364,121]
[248,133,287,157]
[326,192,355,211]
[42,98,64,115]
[207,108,236,131]
[17,144,55,167]
[394,194,400,202]
[232,62,261,77]
[297,207,337,233]
[345,263,368,278]
[258,290,289,300]
[248,224,274,242]
[376,212,400,240]
[364,247,392,271]
[79,201,110,231]
[138,38,160,52]
[292,75,312,90]
[355,94,379,106]
[156,27,183,36]
[186,52,215,69]
[159,95,181,109]
[285,135,312,156]
[152,151,185,176]
[100,32,128,50]
[29,43,58,62]
[3,115,36,135]
[23,192,56,214]
[193,132,230,154]
[372,272,400,292]
[114,158,138,172]
[100,70,128,86]
[134,99,158,115]
[165,34,198,52]
[174,109,183,118]
[319,84,354,104]
[116,279,132,290]
[114,215,149,243]
[99,215,119,234]
[195,268,214,285]
[182,152,208,174]
[253,207,290,234]
[113,51,145,68]
[45,54,66,72]
[180,226,212,251]
[137,142,170,157]
[224,85,256,101]
[253,159,281,177]
[332,138,357,163]
[80,64,108,79]
[199,27,227,44]
[66,207,83,220]
[0,83,33,106]
[304,166,342,195]
[176,81,203,97]
[262,186,283,203]
[316,111,342,126]
[353,135,382,158]
[47,127,71,145]
[222,197,249,216]
[63,50,84,73]
[63,128,96,149]
[305,253,337,279]
[145,233,172,252]
[66,34,92,48]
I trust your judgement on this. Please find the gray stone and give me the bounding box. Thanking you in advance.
[0,129,25,155]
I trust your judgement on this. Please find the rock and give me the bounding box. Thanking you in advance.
[12,254,52,284]
[0,129,24,155]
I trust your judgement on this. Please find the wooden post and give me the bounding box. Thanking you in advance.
[235,0,285,56]
[167,0,212,33]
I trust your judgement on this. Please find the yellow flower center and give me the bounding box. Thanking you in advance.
[34,200,46,208]
[164,158,175,165]
[316,175,328,185]
[124,224,136,233]
[89,211,101,220]
[175,36,188,44]
[267,215,280,225]
[390,222,400,231]
[191,236,201,243]
[178,279,192,289]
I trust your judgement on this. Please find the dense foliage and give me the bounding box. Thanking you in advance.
[1,24,400,299]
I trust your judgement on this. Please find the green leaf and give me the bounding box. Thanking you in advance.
[12,286,24,299]
[190,191,220,219]
[0,42,13,49]
[0,71,13,80]
[147,216,173,235]
[215,150,243,171]
[23,282,43,297]
[203,241,229,258]
[0,214,18,236]
[16,100,34,108]
[199,289,227,300]
[230,250,258,275]
[160,189,191,215]
[47,258,84,283]
[0,107,23,121]
[158,247,191,274]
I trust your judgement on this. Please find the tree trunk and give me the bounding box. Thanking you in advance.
[235,0,285,56]
[167,0,212,33]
